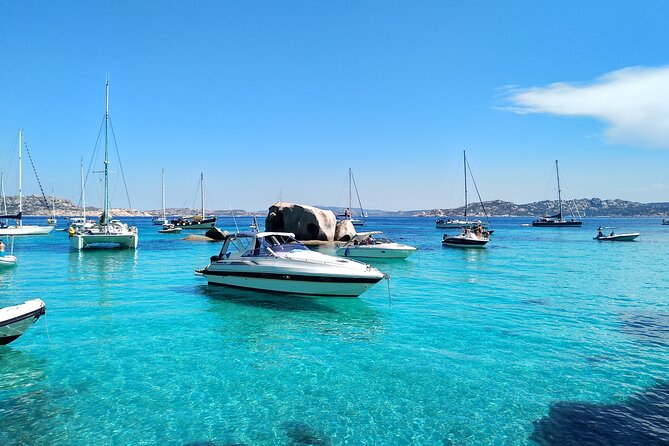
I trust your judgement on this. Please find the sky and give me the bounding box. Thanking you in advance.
[1,1,669,212]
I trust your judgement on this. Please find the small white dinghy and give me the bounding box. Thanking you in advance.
[0,299,46,345]
[0,236,17,268]
[594,227,640,242]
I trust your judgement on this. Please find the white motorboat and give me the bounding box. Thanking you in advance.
[0,299,45,345]
[594,227,640,241]
[435,218,489,229]
[69,80,138,250]
[158,223,182,234]
[442,229,490,248]
[0,236,17,267]
[198,231,385,297]
[336,231,416,259]
[0,130,55,236]
[171,173,217,230]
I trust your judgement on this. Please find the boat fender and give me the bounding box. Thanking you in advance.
[68,227,75,237]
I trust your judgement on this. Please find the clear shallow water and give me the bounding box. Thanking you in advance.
[1,216,668,445]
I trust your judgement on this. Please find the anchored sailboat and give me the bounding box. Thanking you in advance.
[171,173,216,230]
[338,168,366,226]
[531,160,582,227]
[69,79,138,250]
[0,130,55,236]
[152,168,169,226]
[441,151,491,248]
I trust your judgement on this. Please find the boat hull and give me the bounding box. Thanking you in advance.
[0,299,46,345]
[0,255,17,267]
[202,258,384,297]
[70,233,138,250]
[0,225,55,236]
[172,217,217,230]
[594,233,640,242]
[442,236,489,248]
[336,244,416,259]
[435,220,489,229]
[531,220,582,227]
[158,228,182,234]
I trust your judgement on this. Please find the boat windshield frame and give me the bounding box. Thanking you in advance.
[218,232,309,259]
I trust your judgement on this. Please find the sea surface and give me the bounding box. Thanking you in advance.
[1,216,668,445]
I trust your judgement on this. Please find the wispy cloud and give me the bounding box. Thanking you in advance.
[503,66,669,149]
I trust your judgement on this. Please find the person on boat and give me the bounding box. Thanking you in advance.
[597,227,604,238]
[344,208,351,218]
[0,239,4,256]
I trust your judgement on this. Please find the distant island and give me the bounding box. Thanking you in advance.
[4,195,669,218]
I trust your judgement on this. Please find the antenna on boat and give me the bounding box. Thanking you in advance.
[229,204,240,233]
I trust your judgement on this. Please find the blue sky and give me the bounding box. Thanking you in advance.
[1,1,669,212]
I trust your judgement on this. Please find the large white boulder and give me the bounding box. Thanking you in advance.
[265,202,336,241]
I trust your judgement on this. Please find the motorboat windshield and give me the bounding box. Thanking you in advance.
[218,232,309,259]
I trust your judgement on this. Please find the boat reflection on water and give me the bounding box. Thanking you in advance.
[200,284,384,341]
[68,249,139,283]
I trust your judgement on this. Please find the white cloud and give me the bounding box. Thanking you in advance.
[504,66,669,149]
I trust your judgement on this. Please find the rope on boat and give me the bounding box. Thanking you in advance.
[22,138,50,209]
[108,117,133,209]
[43,311,52,343]
[385,273,392,305]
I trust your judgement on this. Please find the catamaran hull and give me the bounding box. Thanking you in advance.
[0,225,55,236]
[0,299,45,345]
[70,233,138,250]
[203,270,381,297]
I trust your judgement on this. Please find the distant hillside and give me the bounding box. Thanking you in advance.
[7,195,669,218]
[408,198,669,218]
[2,194,150,217]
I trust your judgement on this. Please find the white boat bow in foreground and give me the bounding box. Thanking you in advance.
[0,299,46,345]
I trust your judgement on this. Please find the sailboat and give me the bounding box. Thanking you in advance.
[47,190,57,226]
[69,79,138,250]
[337,168,366,226]
[441,151,491,248]
[0,130,55,236]
[170,173,216,230]
[436,151,489,230]
[531,160,583,227]
[66,156,96,233]
[152,168,169,225]
[0,175,17,267]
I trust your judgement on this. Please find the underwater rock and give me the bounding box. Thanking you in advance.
[531,381,669,445]
[621,312,669,347]
[282,420,332,446]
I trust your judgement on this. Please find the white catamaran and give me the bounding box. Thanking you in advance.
[69,80,138,250]
[0,130,55,236]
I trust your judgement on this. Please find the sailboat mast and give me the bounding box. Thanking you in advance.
[463,150,468,220]
[348,168,352,212]
[1,172,6,216]
[18,129,22,227]
[161,167,166,219]
[200,172,204,219]
[103,79,110,225]
[81,156,86,220]
[555,159,562,220]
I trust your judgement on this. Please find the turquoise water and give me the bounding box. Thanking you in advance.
[1,217,668,445]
